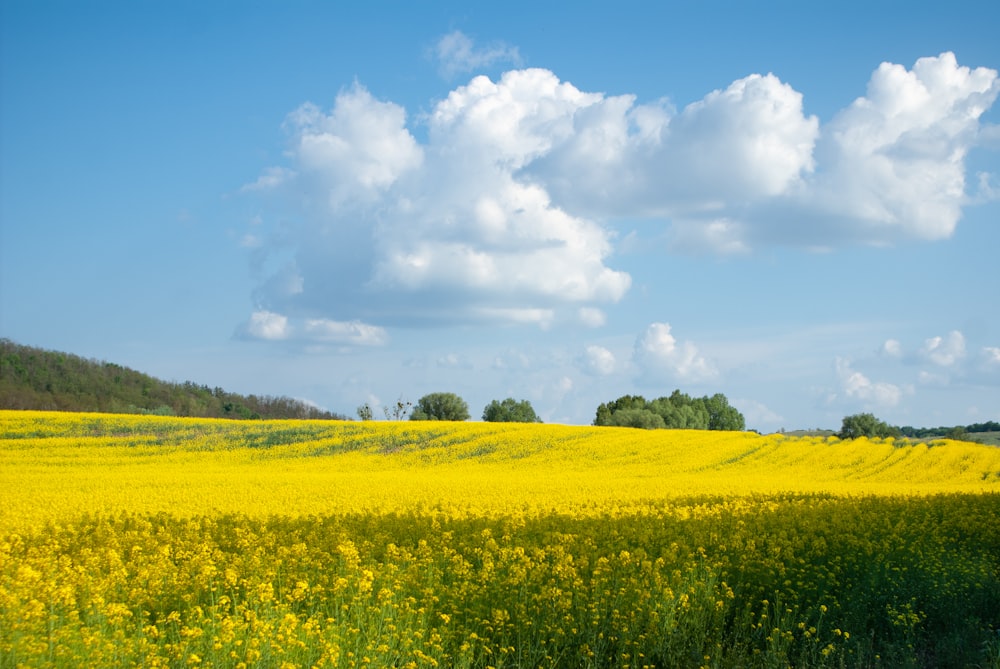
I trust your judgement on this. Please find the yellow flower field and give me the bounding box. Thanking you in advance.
[1,410,999,668]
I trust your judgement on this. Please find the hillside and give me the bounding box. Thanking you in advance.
[4,411,1000,668]
[0,339,345,420]
[3,412,998,528]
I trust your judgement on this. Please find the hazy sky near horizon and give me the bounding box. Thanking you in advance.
[2,1,999,430]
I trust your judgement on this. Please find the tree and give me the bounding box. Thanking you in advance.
[410,392,470,421]
[482,398,541,423]
[383,397,412,421]
[838,413,899,439]
[608,408,666,429]
[356,403,374,421]
[704,393,746,431]
[595,390,745,431]
[594,395,648,426]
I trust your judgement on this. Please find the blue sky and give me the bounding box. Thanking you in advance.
[2,1,998,430]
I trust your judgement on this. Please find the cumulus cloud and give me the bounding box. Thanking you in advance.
[790,53,1000,245]
[240,53,997,333]
[533,72,819,220]
[433,30,522,78]
[283,84,423,208]
[920,330,966,366]
[634,323,717,383]
[835,358,903,407]
[245,73,630,331]
[238,310,290,341]
[582,345,616,376]
[530,52,998,250]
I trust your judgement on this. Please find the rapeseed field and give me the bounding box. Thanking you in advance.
[2,410,999,667]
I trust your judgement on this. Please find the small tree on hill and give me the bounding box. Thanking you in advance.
[383,397,412,421]
[482,398,541,423]
[838,412,899,439]
[410,392,470,421]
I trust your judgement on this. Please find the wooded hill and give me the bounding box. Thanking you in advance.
[0,339,346,420]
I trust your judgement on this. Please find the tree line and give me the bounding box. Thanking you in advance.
[357,390,747,431]
[0,339,346,420]
[593,391,746,431]
[358,393,542,423]
[838,413,999,442]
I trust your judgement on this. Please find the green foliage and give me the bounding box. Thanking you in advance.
[838,412,900,440]
[607,408,666,429]
[0,339,346,420]
[482,397,541,423]
[595,390,745,431]
[410,392,470,421]
[899,421,1000,439]
[356,403,374,421]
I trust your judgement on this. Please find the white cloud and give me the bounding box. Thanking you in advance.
[882,338,903,358]
[433,30,521,78]
[532,52,998,251]
[282,84,423,208]
[303,318,388,346]
[241,166,294,193]
[578,307,607,328]
[634,323,717,383]
[247,70,630,330]
[984,346,1000,366]
[241,53,998,334]
[582,345,616,376]
[668,218,752,255]
[238,310,290,341]
[237,310,387,346]
[532,72,819,220]
[835,357,903,407]
[791,53,1000,245]
[921,330,966,366]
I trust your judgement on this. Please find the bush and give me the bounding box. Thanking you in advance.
[482,398,541,423]
[838,413,899,439]
[410,392,470,421]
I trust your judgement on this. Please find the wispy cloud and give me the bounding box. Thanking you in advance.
[433,30,521,78]
[236,310,388,347]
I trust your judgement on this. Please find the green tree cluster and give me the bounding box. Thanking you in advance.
[898,421,999,438]
[482,397,541,423]
[410,392,470,421]
[594,390,745,431]
[0,339,346,420]
[837,413,900,439]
